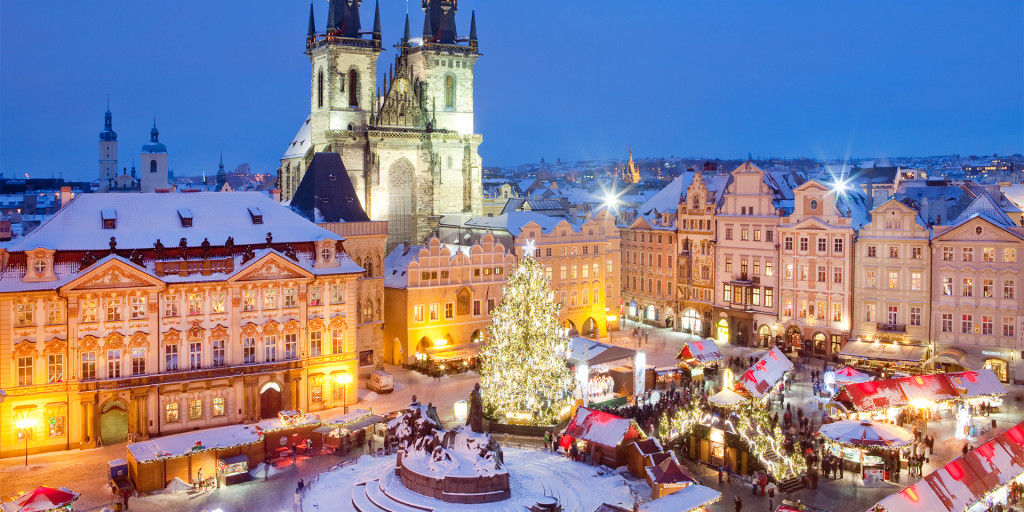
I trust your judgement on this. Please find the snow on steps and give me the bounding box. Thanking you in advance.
[367,478,432,512]
[352,482,386,512]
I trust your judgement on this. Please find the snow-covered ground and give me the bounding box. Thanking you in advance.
[302,448,643,512]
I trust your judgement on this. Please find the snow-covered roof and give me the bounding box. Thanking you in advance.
[640,484,721,512]
[127,414,319,463]
[567,337,637,367]
[839,340,927,363]
[818,419,913,447]
[383,243,422,289]
[870,421,1024,512]
[11,192,340,252]
[837,370,1006,412]
[677,339,723,366]
[638,171,694,216]
[563,407,642,448]
[739,347,793,398]
[951,192,1016,227]
[283,116,312,159]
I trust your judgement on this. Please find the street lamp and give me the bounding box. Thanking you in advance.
[335,374,353,414]
[15,417,35,466]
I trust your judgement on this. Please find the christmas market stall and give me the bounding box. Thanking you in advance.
[643,455,698,499]
[1,487,80,512]
[126,411,321,492]
[833,370,1006,429]
[567,337,647,407]
[818,419,913,481]
[837,339,929,376]
[740,347,795,399]
[316,409,384,454]
[867,420,1024,512]
[676,339,724,377]
[709,388,747,409]
[559,406,646,468]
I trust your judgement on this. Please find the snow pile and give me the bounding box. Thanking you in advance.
[162,477,193,493]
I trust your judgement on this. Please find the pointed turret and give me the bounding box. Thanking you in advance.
[216,153,227,190]
[422,5,433,42]
[307,2,316,39]
[327,0,338,31]
[372,0,382,41]
[402,12,411,44]
[100,97,117,141]
[341,0,362,38]
[469,9,477,44]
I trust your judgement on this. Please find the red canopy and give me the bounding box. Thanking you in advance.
[5,486,79,512]
[561,407,643,450]
[836,369,1006,412]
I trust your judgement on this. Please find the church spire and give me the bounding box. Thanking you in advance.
[307,2,316,39]
[469,9,477,44]
[100,97,117,141]
[150,118,160,143]
[422,4,433,42]
[372,0,382,41]
[402,12,411,44]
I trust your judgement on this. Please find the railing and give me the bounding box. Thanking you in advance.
[155,257,234,277]
[77,359,303,390]
[876,323,907,333]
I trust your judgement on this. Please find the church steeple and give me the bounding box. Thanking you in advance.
[341,0,362,38]
[469,9,477,45]
[422,4,433,42]
[307,2,316,40]
[150,118,160,143]
[402,12,411,44]
[100,97,117,141]
[372,0,382,41]
[216,153,227,190]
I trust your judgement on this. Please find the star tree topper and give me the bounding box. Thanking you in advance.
[523,239,537,257]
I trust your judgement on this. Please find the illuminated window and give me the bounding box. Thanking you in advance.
[16,303,33,327]
[163,295,179,316]
[1005,249,1017,263]
[212,397,226,417]
[165,345,179,371]
[984,248,995,262]
[263,289,277,310]
[212,340,225,367]
[982,316,993,335]
[962,248,973,262]
[130,297,146,319]
[941,314,953,332]
[242,338,256,363]
[283,287,297,308]
[190,342,203,369]
[188,399,203,421]
[309,332,322,357]
[131,348,145,375]
[47,355,64,383]
[983,279,994,298]
[284,334,297,359]
[188,293,203,316]
[331,284,345,304]
[46,301,64,325]
[211,292,226,313]
[1005,280,1016,299]
[332,330,344,354]
[867,246,877,258]
[942,247,953,261]
[107,349,121,378]
[910,307,921,326]
[81,352,96,380]
[910,272,922,291]
[413,305,424,322]
[308,286,322,307]
[165,402,179,423]
[961,314,973,334]
[264,336,276,362]
[962,278,973,297]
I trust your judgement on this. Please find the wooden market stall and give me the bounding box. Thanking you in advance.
[559,407,645,468]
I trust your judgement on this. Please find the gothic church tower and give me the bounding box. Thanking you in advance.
[98,101,118,192]
[281,0,483,249]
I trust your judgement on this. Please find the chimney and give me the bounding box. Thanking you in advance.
[60,186,74,209]
[272,188,281,202]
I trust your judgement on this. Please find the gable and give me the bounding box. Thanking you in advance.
[229,252,313,282]
[934,216,1022,243]
[63,258,164,293]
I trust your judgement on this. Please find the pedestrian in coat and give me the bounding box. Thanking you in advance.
[734,496,743,512]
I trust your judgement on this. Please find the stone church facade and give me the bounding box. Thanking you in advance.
[280,0,483,249]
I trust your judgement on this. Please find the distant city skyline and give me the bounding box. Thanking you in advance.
[1,1,1021,180]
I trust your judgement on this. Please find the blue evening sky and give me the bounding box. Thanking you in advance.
[1,1,1022,180]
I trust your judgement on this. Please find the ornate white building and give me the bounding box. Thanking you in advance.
[280,0,483,249]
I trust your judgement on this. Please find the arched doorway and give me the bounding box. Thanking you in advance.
[470,329,484,343]
[417,336,432,353]
[628,301,638,319]
[260,382,282,419]
[812,333,827,354]
[681,309,702,335]
[99,399,128,446]
[582,317,598,337]
[758,325,772,347]
[716,319,729,345]
[645,305,657,323]
[786,326,803,352]
[664,308,675,329]
[734,320,748,346]
[564,319,578,336]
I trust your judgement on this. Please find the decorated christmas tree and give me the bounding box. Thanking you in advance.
[480,244,576,426]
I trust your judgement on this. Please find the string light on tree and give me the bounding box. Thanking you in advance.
[480,244,575,426]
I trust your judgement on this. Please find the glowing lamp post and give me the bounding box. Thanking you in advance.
[335,374,353,414]
[15,417,35,466]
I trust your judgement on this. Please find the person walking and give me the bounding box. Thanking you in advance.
[718,466,724,486]
[734,496,743,512]
[767,483,776,511]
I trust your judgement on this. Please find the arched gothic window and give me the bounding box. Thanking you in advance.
[444,75,455,108]
[348,69,358,108]
[317,70,324,108]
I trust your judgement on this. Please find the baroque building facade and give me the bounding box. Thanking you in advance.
[0,192,363,457]
[280,0,483,249]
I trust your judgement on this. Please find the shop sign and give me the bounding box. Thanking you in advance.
[982,350,1004,357]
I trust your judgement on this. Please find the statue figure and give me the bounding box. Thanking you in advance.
[154,239,164,259]
[469,382,484,433]
[109,236,117,251]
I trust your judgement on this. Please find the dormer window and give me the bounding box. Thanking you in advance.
[320,247,332,262]
[101,208,117,229]
[177,208,193,228]
[248,207,263,225]
[33,259,47,276]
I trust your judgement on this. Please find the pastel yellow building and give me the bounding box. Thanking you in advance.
[382,234,515,365]
[0,192,363,457]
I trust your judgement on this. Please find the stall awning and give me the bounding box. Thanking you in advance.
[343,415,383,432]
[221,454,248,465]
[838,340,927,363]
[429,346,480,361]
[568,337,637,367]
[836,369,1007,412]
[676,339,723,368]
[925,347,984,371]
[740,347,794,398]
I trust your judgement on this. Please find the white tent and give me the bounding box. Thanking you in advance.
[818,419,913,448]
[833,366,872,384]
[708,388,746,408]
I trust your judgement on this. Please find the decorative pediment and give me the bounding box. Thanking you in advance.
[43,338,67,354]
[788,217,833,231]
[210,324,229,340]
[129,331,149,349]
[63,258,164,293]
[162,328,182,344]
[13,340,36,357]
[935,216,1022,243]
[329,315,347,330]
[307,317,325,331]
[262,320,280,335]
[241,323,260,337]
[187,324,205,343]
[283,319,300,334]
[105,332,126,349]
[230,253,312,283]
[79,335,100,351]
